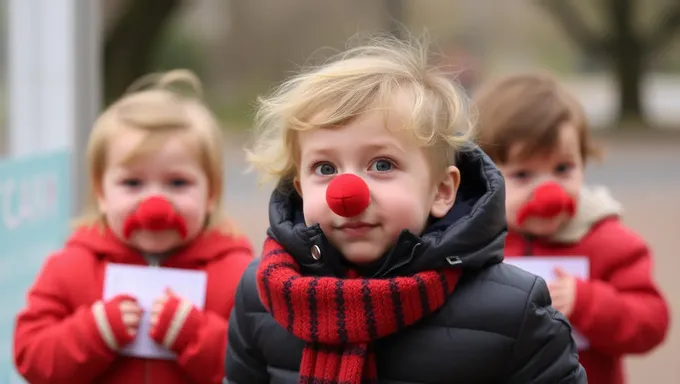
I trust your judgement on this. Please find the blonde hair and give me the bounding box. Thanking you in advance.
[75,69,235,233]
[246,33,475,184]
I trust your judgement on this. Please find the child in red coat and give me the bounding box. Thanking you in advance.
[13,70,254,384]
[474,72,670,384]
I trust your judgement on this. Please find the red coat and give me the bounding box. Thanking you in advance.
[13,226,254,384]
[506,215,669,384]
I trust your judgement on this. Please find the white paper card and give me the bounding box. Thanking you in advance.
[103,263,207,359]
[504,256,591,350]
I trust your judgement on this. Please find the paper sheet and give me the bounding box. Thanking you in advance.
[504,256,591,350]
[103,263,207,359]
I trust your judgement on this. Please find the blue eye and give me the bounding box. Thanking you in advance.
[370,159,393,172]
[313,162,337,176]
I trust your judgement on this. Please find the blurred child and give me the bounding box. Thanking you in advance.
[13,70,254,384]
[474,72,670,384]
[224,35,586,383]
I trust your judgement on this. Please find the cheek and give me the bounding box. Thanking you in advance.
[564,169,584,198]
[102,192,138,232]
[170,198,208,238]
[172,188,209,223]
[503,183,530,224]
[373,181,430,232]
[299,182,327,226]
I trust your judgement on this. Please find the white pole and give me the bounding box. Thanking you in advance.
[7,0,101,213]
[7,0,40,157]
[4,3,101,381]
[73,0,103,210]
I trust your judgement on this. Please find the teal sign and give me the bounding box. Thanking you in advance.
[0,151,71,383]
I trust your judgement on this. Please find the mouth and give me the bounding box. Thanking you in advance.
[134,229,180,235]
[520,213,570,232]
[334,222,379,236]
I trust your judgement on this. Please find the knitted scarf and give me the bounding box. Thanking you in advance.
[256,237,462,384]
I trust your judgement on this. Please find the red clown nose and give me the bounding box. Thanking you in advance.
[122,196,188,239]
[325,174,370,218]
[516,181,576,226]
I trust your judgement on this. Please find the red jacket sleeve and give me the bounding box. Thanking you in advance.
[13,253,116,384]
[568,222,669,355]
[150,251,253,384]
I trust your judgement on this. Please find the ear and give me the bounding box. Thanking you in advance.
[293,176,303,197]
[430,165,460,218]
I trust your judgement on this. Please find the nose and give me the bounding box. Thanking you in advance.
[135,195,176,225]
[530,181,575,217]
[325,174,370,218]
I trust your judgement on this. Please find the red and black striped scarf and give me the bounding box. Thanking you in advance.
[256,237,462,384]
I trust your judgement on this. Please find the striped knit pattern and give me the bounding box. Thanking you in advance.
[91,294,137,351]
[257,237,462,384]
[149,295,195,350]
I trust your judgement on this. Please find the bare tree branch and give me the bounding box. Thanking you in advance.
[537,0,608,55]
[645,3,680,55]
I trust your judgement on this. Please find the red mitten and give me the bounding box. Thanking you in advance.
[149,293,201,353]
[91,294,140,351]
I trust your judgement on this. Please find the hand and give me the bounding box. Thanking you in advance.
[119,298,143,337]
[148,287,199,352]
[150,287,176,331]
[548,267,577,317]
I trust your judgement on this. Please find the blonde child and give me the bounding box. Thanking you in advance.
[474,72,669,384]
[225,35,586,383]
[13,70,254,384]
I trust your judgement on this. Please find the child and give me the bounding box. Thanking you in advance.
[13,70,254,384]
[474,72,670,384]
[225,35,586,383]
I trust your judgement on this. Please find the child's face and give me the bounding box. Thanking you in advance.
[498,123,584,237]
[98,129,213,253]
[294,110,459,265]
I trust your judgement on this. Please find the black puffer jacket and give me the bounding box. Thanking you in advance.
[225,148,587,383]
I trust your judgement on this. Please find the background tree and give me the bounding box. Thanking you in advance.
[539,0,680,127]
[103,0,183,104]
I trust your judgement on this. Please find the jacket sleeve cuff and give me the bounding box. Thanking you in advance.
[149,295,201,354]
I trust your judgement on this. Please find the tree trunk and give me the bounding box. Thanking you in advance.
[608,0,646,126]
[103,0,182,105]
[613,43,644,126]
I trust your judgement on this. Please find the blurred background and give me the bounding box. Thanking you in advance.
[0,0,679,382]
